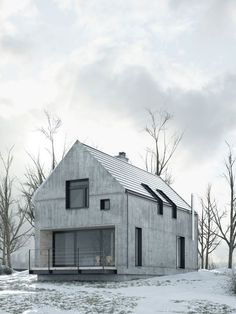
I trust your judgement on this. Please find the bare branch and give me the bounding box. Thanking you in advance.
[144,108,183,184]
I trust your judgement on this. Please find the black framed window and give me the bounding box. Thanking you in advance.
[172,205,177,219]
[156,189,177,219]
[141,184,163,216]
[100,199,110,210]
[66,179,89,209]
[135,227,142,266]
[53,228,115,267]
[177,236,185,269]
[158,203,163,215]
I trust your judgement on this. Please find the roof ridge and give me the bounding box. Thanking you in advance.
[82,142,164,179]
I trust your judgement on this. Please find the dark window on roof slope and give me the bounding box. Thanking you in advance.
[156,189,177,219]
[66,179,89,209]
[172,205,177,219]
[158,202,163,215]
[100,199,110,210]
[141,183,163,215]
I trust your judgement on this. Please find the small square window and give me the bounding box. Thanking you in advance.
[100,199,110,210]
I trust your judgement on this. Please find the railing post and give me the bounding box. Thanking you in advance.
[48,249,50,273]
[28,249,31,272]
[77,248,80,273]
[102,251,105,271]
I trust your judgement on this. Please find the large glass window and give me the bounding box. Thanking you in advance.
[53,232,75,266]
[66,179,89,209]
[53,228,115,267]
[77,230,101,266]
[102,229,115,266]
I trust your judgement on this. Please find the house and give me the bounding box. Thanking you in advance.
[30,141,198,281]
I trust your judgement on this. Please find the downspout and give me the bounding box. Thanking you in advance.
[191,193,195,241]
[126,192,129,268]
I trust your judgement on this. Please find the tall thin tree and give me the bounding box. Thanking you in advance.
[39,110,62,171]
[0,148,29,268]
[145,109,183,184]
[22,110,65,228]
[198,184,220,269]
[21,153,46,228]
[213,142,236,268]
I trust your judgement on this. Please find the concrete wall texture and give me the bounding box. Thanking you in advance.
[34,142,198,279]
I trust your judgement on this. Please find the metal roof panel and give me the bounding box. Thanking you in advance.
[82,143,191,210]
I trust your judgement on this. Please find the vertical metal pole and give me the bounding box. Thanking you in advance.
[28,249,31,271]
[126,192,129,269]
[77,248,79,273]
[191,193,195,241]
[48,249,50,272]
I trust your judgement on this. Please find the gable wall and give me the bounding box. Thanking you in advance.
[34,143,127,266]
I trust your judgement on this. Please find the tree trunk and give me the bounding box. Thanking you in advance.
[205,250,209,269]
[228,245,233,268]
[5,221,11,268]
[201,254,204,269]
[2,233,6,265]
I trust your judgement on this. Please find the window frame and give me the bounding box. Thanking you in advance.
[135,227,142,267]
[176,236,185,269]
[52,228,115,267]
[66,178,89,209]
[100,199,110,211]
[141,183,163,215]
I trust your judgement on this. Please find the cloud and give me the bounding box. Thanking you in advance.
[50,52,236,164]
[0,0,236,170]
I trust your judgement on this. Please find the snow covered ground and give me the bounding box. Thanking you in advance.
[0,269,235,314]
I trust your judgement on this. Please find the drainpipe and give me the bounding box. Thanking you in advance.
[126,192,129,268]
[191,193,195,241]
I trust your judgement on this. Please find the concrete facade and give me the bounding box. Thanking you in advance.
[33,141,198,280]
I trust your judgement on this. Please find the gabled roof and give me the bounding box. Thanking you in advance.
[82,143,191,211]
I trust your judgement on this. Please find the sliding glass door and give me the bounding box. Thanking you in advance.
[53,232,75,266]
[76,230,101,266]
[53,228,115,267]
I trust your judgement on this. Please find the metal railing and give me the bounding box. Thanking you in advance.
[29,248,115,271]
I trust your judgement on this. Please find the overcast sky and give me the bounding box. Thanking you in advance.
[1,0,236,263]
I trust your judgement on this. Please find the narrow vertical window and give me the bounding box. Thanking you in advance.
[158,203,163,215]
[177,236,185,269]
[172,205,177,219]
[135,227,142,266]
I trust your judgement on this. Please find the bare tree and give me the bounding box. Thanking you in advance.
[198,184,221,269]
[21,110,66,228]
[145,109,183,184]
[0,148,29,268]
[39,110,62,171]
[213,142,236,268]
[21,153,46,228]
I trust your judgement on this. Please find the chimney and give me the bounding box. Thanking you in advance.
[115,152,129,162]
